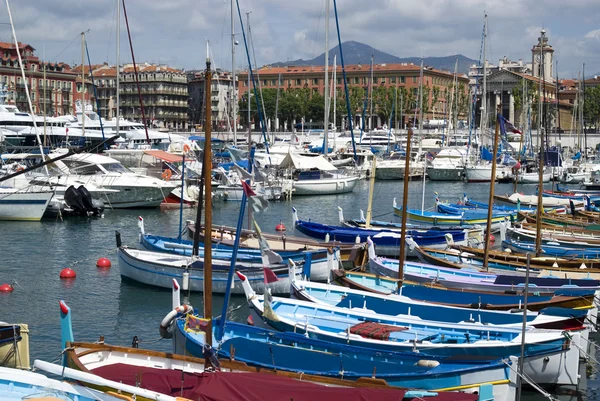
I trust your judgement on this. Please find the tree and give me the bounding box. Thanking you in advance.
[372,85,394,125]
[431,86,440,118]
[307,93,325,122]
[584,85,600,129]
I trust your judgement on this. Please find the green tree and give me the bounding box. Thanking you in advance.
[372,85,394,124]
[307,93,325,122]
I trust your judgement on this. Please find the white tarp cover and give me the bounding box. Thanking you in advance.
[279,152,337,171]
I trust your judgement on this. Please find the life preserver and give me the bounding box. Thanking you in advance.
[159,304,193,339]
[183,144,191,153]
[162,169,173,181]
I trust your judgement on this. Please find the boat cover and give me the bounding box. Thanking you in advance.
[91,363,477,400]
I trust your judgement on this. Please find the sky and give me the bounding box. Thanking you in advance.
[1,0,599,79]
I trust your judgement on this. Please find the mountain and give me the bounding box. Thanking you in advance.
[270,41,477,75]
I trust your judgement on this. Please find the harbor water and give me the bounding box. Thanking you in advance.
[1,179,596,399]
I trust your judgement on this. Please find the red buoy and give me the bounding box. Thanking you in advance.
[275,221,286,232]
[0,283,13,292]
[60,268,76,279]
[96,258,111,268]
[489,234,496,244]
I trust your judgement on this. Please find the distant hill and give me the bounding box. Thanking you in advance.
[270,41,477,75]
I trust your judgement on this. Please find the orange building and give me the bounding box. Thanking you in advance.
[238,63,469,129]
[0,41,78,116]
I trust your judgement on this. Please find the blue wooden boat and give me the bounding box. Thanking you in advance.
[502,238,600,258]
[333,270,595,311]
[293,208,468,256]
[289,274,587,330]
[368,240,600,294]
[236,272,583,386]
[392,199,508,232]
[436,202,514,219]
[175,318,515,393]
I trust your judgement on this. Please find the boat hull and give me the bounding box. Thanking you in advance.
[426,167,464,181]
[117,247,328,294]
[0,191,53,221]
[293,176,359,195]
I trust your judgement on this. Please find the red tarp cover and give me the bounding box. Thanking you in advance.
[144,150,184,163]
[350,321,409,340]
[91,363,477,401]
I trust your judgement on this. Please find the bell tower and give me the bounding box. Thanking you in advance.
[531,30,553,79]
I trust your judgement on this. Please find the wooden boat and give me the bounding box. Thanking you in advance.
[294,207,470,257]
[187,223,368,269]
[0,365,143,401]
[117,244,330,295]
[495,193,584,209]
[290,273,588,330]
[368,238,600,294]
[451,244,600,270]
[331,270,595,311]
[0,322,29,369]
[237,271,584,387]
[517,211,600,230]
[59,301,483,401]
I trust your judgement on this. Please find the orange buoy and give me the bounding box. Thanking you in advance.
[0,283,14,292]
[183,144,191,153]
[96,258,111,268]
[60,268,76,279]
[489,234,496,244]
[275,221,286,232]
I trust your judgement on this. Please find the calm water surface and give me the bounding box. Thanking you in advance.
[0,180,594,399]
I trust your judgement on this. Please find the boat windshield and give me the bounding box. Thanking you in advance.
[62,160,103,175]
[101,163,130,173]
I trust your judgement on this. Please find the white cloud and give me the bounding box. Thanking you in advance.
[0,0,596,77]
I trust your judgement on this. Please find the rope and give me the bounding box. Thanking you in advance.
[502,359,556,401]
[563,332,600,374]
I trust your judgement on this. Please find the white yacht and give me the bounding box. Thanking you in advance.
[9,151,178,208]
[357,129,397,152]
[426,148,467,181]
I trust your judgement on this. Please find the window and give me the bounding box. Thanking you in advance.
[354,77,359,84]
[373,77,378,84]
[337,78,341,85]
[296,79,301,86]
[380,77,386,84]
[313,78,319,85]
[412,76,417,83]
[391,77,396,83]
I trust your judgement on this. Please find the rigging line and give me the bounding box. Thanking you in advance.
[106,2,117,63]
[219,0,229,70]
[50,33,81,63]
[310,0,325,62]
[248,22,267,135]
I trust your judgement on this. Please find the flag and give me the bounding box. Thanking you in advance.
[498,113,522,136]
[232,163,252,181]
[227,146,248,163]
[253,219,283,265]
[242,181,269,213]
[185,315,210,333]
[481,146,493,161]
[263,267,280,284]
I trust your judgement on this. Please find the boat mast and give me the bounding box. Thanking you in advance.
[582,63,587,163]
[418,58,425,212]
[43,61,46,146]
[365,157,375,228]
[81,32,86,138]
[480,13,487,153]
[369,54,374,131]
[482,105,502,271]
[231,0,237,145]
[5,0,46,167]
[333,55,336,131]
[246,12,251,147]
[116,0,120,137]
[323,0,330,156]
[397,128,414,291]
[534,30,546,257]
[202,41,214,346]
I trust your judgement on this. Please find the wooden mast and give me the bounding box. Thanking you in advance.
[397,128,413,291]
[365,157,376,228]
[202,41,213,346]
[482,105,501,271]
[535,30,546,257]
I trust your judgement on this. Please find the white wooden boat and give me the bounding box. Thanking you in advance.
[465,164,513,182]
[517,171,551,183]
